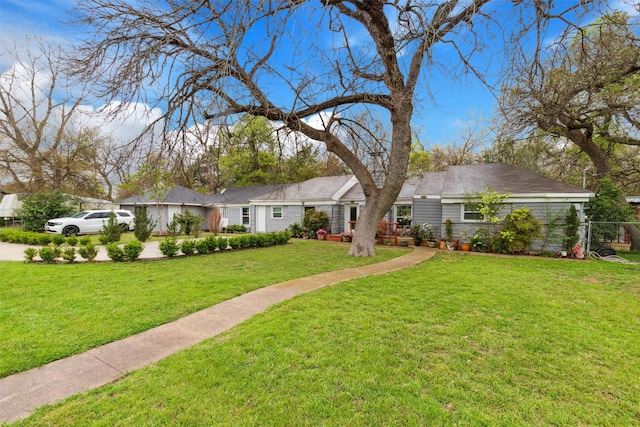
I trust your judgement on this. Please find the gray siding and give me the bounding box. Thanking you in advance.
[228,207,242,227]
[265,205,303,232]
[437,200,583,251]
[329,205,345,234]
[120,204,207,232]
[413,198,443,237]
[313,204,341,234]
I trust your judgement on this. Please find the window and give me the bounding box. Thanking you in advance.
[395,205,412,227]
[242,207,250,225]
[463,203,511,221]
[463,204,484,221]
[272,206,283,219]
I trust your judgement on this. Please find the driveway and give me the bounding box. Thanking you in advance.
[0,240,164,262]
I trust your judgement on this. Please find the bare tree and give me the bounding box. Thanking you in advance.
[500,11,640,180]
[0,36,127,198]
[499,11,640,248]
[70,0,602,255]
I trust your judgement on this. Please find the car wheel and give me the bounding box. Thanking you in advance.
[63,226,79,237]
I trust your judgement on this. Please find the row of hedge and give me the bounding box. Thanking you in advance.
[20,231,292,263]
[159,232,292,257]
[1,229,91,247]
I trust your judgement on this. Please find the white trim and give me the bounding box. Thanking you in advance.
[442,194,592,204]
[250,200,304,206]
[271,206,283,219]
[331,176,359,201]
[414,195,441,200]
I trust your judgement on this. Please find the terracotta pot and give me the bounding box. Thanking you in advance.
[460,243,471,251]
[317,234,326,240]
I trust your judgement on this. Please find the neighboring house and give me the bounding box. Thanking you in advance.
[0,193,116,221]
[120,164,593,250]
[0,194,22,220]
[119,185,207,232]
[627,197,640,221]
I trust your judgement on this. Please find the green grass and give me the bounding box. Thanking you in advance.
[0,240,405,378]
[11,252,640,426]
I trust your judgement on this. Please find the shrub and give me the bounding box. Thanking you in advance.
[173,209,203,236]
[78,243,98,262]
[217,237,230,250]
[24,247,38,263]
[66,236,78,246]
[195,239,210,255]
[123,240,144,261]
[470,227,490,251]
[134,207,156,242]
[51,234,66,246]
[79,236,92,246]
[159,237,180,257]
[166,216,181,238]
[303,209,329,233]
[38,234,52,246]
[38,247,60,263]
[499,207,541,253]
[288,222,304,238]
[564,205,580,251]
[106,242,126,262]
[237,235,251,249]
[224,224,247,233]
[204,235,220,253]
[99,212,123,243]
[98,234,110,245]
[60,247,77,263]
[14,191,76,232]
[227,236,241,249]
[180,239,197,256]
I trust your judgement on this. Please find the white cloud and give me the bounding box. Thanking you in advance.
[1,60,164,148]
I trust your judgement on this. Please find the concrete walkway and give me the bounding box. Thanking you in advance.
[0,246,436,424]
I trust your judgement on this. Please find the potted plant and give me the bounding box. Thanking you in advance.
[316,228,327,240]
[423,222,437,247]
[444,218,456,250]
[459,227,471,251]
[410,224,425,246]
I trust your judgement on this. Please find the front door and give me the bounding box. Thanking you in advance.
[345,204,359,233]
[256,206,266,233]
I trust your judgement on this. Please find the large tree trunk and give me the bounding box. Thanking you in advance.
[346,109,413,257]
[625,224,640,250]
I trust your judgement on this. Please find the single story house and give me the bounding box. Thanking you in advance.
[204,184,280,230]
[119,164,594,250]
[119,185,208,231]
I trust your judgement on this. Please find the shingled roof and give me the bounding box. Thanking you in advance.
[205,185,282,205]
[119,185,205,205]
[417,164,591,197]
[252,175,356,202]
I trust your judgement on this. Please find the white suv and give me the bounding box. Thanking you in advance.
[45,210,135,236]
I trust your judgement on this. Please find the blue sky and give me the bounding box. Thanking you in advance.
[1,0,636,150]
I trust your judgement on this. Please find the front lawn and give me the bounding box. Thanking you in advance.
[0,240,406,378]
[12,253,640,426]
